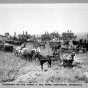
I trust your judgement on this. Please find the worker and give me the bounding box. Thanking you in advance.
[71,51,75,61]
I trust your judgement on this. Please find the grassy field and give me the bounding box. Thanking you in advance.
[0,50,88,85]
[0,51,27,82]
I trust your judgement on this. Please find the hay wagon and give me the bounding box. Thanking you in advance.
[0,40,4,49]
[3,43,13,52]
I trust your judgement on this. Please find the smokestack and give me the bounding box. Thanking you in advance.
[26,31,28,36]
[23,31,24,35]
[14,32,16,37]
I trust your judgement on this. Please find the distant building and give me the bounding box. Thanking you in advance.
[50,32,60,39]
[14,32,16,37]
[41,32,51,42]
[62,30,77,41]
[5,33,10,37]
[4,32,11,40]
[0,35,8,42]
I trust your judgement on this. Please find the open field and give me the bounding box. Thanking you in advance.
[0,50,88,88]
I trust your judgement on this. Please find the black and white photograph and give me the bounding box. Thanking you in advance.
[0,1,88,88]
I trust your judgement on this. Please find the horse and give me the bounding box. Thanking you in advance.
[14,46,23,56]
[35,52,52,70]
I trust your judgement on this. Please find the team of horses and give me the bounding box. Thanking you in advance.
[13,42,76,70]
[13,43,53,69]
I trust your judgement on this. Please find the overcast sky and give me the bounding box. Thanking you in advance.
[0,4,88,35]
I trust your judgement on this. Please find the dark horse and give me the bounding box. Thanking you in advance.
[35,52,52,70]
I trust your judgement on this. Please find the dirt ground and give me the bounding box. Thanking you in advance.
[0,50,88,88]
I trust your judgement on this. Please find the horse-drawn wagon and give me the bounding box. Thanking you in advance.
[3,43,13,52]
[0,40,4,49]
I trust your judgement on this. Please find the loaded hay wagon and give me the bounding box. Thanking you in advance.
[3,43,13,52]
[0,40,4,50]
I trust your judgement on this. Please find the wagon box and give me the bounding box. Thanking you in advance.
[4,43,14,52]
[0,40,4,49]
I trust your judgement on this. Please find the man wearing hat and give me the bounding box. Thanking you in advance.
[71,51,75,61]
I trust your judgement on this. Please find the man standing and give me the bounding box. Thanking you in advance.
[71,51,75,61]
[36,46,40,53]
[21,42,26,49]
